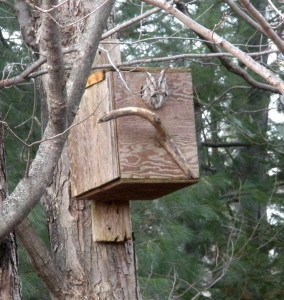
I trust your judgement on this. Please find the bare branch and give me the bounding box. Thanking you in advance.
[201,142,251,148]
[99,107,197,179]
[194,31,279,93]
[267,0,284,20]
[0,94,104,150]
[1,48,278,94]
[16,219,69,298]
[240,0,284,53]
[0,47,76,89]
[32,0,68,13]
[102,6,161,40]
[142,0,284,94]
[42,0,66,134]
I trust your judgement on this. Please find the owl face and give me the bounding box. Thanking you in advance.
[141,70,168,110]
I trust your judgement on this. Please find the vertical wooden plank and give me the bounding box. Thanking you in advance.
[68,41,123,197]
[92,201,132,242]
[90,41,132,242]
[68,75,120,197]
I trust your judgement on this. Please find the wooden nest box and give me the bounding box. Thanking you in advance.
[68,68,199,201]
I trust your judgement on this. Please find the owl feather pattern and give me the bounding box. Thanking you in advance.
[141,69,168,110]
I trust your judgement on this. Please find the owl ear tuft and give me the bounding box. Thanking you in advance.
[145,72,156,92]
[146,72,156,83]
[158,69,168,96]
[157,69,166,86]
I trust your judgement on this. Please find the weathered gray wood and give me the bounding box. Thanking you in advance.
[68,39,123,198]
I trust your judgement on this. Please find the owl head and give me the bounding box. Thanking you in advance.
[141,69,168,110]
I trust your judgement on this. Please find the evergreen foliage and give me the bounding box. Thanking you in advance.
[118,1,284,299]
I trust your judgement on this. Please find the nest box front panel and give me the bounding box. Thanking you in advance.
[111,70,199,181]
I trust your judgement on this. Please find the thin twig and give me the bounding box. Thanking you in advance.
[101,5,162,40]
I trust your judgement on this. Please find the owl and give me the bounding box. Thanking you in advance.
[141,69,168,110]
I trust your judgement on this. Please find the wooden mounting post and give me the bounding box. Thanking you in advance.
[90,41,132,242]
[92,200,132,242]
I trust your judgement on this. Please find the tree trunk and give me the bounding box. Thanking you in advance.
[43,146,140,299]
[36,1,140,298]
[0,119,22,299]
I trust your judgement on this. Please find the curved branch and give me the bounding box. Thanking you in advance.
[98,107,197,179]
[16,219,69,298]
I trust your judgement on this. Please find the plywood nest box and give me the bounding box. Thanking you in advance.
[68,68,199,201]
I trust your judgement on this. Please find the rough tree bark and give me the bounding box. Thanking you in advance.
[40,146,140,299]
[0,119,22,299]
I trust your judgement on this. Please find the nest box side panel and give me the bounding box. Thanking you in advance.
[112,71,199,180]
[68,73,120,198]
